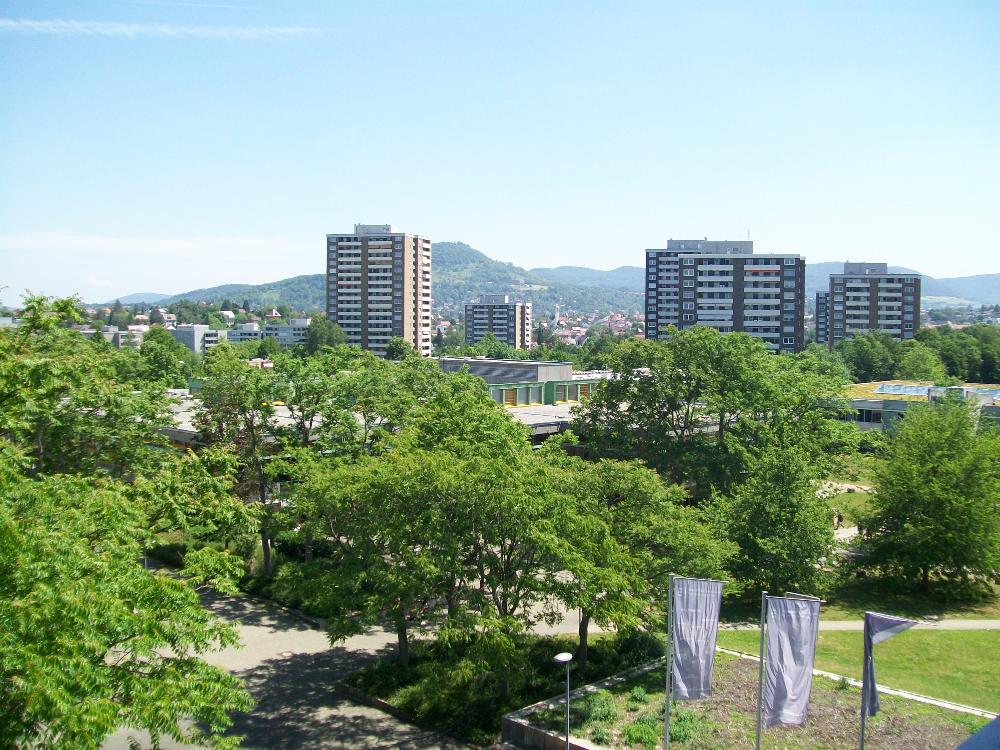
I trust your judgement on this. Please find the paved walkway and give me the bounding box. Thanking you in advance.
[104,591,472,750]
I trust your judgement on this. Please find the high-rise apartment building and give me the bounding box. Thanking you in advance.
[815,291,830,345]
[326,224,432,357]
[817,262,921,347]
[644,239,805,352]
[464,295,533,349]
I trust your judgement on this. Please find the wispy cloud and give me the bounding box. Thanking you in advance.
[0,17,319,39]
[87,275,114,288]
[118,1,254,9]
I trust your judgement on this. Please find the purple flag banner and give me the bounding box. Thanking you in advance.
[671,577,723,700]
[863,612,916,717]
[762,596,821,728]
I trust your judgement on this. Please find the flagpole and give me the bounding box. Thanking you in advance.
[859,615,868,750]
[754,591,767,750]
[664,574,674,750]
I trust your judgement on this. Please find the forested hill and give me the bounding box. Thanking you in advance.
[130,246,1000,312]
[529,265,644,290]
[160,274,324,310]
[432,242,643,316]
[152,241,644,316]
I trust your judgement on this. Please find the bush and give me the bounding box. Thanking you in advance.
[629,685,648,703]
[636,711,660,728]
[585,689,618,724]
[858,430,888,456]
[590,723,613,745]
[668,706,704,742]
[623,720,660,749]
[614,630,665,668]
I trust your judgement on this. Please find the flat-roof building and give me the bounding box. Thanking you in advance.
[644,239,805,352]
[326,224,432,357]
[818,262,921,347]
[464,295,533,349]
[76,325,145,349]
[845,380,1000,430]
[437,357,612,416]
[171,324,227,354]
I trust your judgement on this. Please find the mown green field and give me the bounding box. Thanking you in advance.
[716,629,1000,712]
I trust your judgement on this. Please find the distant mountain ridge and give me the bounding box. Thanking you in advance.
[102,292,171,305]
[107,246,1000,311]
[529,265,644,290]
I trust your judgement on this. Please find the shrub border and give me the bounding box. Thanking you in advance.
[501,657,666,750]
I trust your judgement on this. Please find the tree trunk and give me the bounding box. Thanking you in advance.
[303,530,313,563]
[578,611,591,673]
[446,589,459,620]
[920,567,930,592]
[260,529,272,577]
[395,618,410,669]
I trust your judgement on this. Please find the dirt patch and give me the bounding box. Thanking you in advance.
[531,653,984,749]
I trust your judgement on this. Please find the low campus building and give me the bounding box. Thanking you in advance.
[170,324,227,354]
[438,358,610,405]
[845,380,1000,430]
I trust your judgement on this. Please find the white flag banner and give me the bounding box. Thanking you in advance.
[863,612,916,717]
[763,596,821,728]
[671,577,723,700]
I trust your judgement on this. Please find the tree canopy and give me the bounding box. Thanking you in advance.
[0,296,254,748]
[860,396,1000,593]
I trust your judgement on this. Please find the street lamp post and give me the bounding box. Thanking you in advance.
[554,652,573,750]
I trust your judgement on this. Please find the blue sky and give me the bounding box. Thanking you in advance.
[2,1,999,303]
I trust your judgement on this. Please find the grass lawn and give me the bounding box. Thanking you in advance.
[722,580,1000,624]
[716,630,1000,713]
[827,450,881,487]
[532,653,985,749]
[824,490,872,525]
[820,580,1000,621]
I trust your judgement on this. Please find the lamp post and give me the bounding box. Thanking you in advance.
[554,652,573,750]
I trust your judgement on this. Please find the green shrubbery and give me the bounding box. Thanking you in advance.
[348,630,665,743]
[616,630,666,668]
[623,719,659,748]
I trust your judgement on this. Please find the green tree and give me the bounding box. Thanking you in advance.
[384,337,415,360]
[0,300,173,476]
[196,344,281,575]
[861,396,1000,593]
[442,322,465,348]
[897,341,949,382]
[541,442,730,670]
[108,299,131,329]
[256,335,282,359]
[0,300,256,748]
[139,326,196,387]
[304,314,348,354]
[836,330,902,382]
[710,445,834,595]
[276,451,456,668]
[0,453,252,749]
[574,326,849,498]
